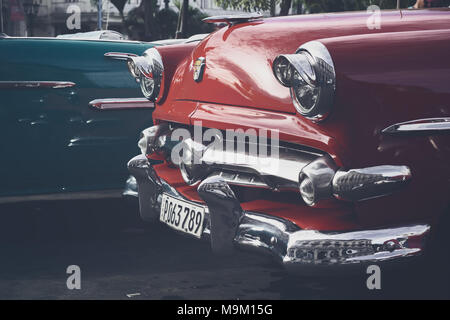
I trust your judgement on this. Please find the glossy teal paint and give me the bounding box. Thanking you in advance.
[0,38,155,197]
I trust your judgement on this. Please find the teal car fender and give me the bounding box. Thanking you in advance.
[0,37,155,200]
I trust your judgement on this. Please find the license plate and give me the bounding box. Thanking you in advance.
[160,193,206,238]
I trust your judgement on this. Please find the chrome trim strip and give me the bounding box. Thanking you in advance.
[0,189,123,204]
[104,52,138,60]
[0,36,143,43]
[383,117,450,134]
[89,98,154,110]
[67,136,128,147]
[210,171,268,189]
[199,144,320,190]
[0,81,76,89]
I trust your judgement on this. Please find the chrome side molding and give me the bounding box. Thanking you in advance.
[0,81,75,89]
[0,189,123,204]
[89,98,154,110]
[104,52,138,60]
[383,117,450,134]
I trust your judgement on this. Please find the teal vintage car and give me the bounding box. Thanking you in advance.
[0,32,160,202]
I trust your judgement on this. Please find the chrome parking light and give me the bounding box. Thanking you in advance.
[332,165,412,202]
[298,155,338,206]
[298,157,412,205]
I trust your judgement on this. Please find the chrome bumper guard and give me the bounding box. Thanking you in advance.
[128,154,430,271]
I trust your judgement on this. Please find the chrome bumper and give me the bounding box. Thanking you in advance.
[128,154,430,271]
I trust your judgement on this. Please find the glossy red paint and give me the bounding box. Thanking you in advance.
[155,42,199,105]
[321,28,450,228]
[152,99,198,125]
[150,9,450,232]
[168,9,450,114]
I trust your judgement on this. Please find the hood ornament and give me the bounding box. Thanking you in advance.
[193,57,206,82]
[202,12,263,26]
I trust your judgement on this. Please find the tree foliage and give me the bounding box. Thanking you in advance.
[91,0,127,16]
[216,0,450,15]
[109,0,127,14]
[126,2,213,41]
[215,0,276,12]
[300,0,413,13]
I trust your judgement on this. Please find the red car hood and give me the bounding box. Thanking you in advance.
[168,9,450,114]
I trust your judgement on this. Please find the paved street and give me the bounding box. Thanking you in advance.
[0,198,448,300]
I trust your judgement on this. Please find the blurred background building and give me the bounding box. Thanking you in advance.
[1,0,447,39]
[0,0,249,37]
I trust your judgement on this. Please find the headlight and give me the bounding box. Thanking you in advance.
[273,41,336,122]
[127,48,164,102]
[140,74,155,100]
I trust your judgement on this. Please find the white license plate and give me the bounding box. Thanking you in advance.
[160,193,206,238]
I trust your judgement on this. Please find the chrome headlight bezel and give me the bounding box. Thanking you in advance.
[127,48,164,102]
[127,59,141,80]
[273,41,336,122]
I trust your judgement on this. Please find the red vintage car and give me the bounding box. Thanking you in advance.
[126,8,450,272]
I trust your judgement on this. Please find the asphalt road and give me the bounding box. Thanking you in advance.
[0,198,448,300]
